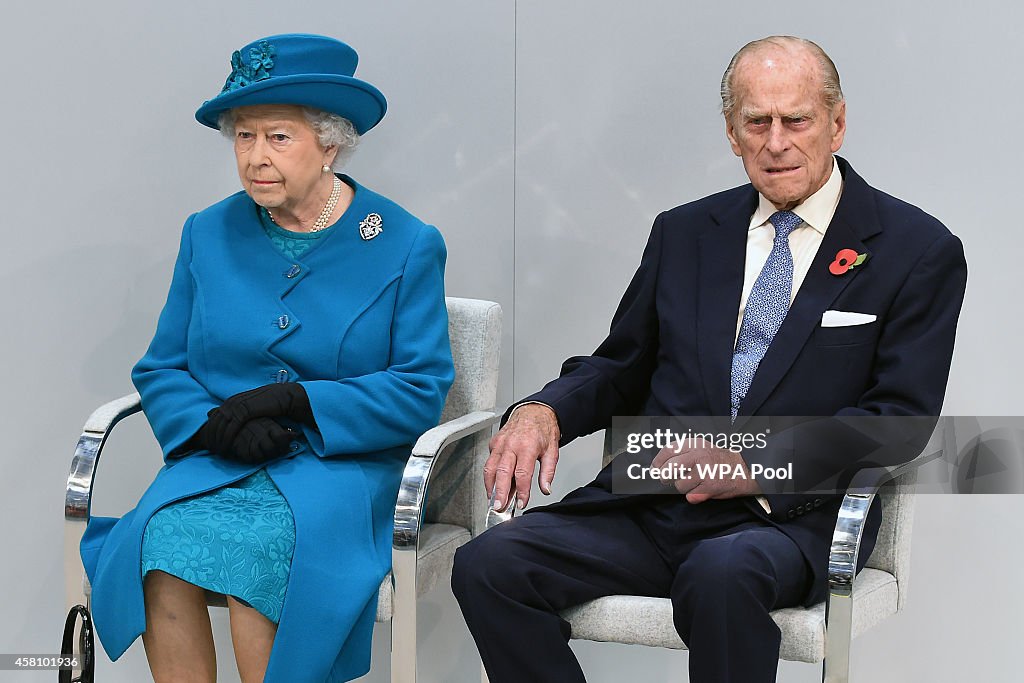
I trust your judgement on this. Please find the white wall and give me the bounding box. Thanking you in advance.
[2,1,1020,681]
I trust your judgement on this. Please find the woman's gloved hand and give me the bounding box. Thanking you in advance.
[204,383,314,455]
[191,416,295,464]
[225,417,296,464]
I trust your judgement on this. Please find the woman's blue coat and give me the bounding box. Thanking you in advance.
[80,177,454,682]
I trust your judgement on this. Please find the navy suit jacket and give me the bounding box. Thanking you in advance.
[517,157,967,601]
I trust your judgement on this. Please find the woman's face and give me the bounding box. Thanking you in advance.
[231,104,336,213]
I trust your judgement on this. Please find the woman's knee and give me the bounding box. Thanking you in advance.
[144,570,207,609]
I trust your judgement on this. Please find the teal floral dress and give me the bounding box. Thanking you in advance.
[140,211,334,623]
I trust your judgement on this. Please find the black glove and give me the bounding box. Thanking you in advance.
[223,417,295,464]
[189,417,295,464]
[205,383,315,455]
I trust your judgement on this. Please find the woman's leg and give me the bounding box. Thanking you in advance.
[226,596,277,683]
[142,570,217,683]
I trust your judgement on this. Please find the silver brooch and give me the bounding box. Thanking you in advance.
[359,213,383,240]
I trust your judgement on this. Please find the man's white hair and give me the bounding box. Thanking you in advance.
[720,36,844,121]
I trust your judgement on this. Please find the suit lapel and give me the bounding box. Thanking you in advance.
[737,158,883,416]
[697,189,756,416]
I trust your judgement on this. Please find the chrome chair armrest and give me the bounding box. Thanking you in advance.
[390,411,497,683]
[822,435,941,682]
[66,393,143,522]
[823,491,875,683]
[64,393,142,615]
[826,441,941,596]
[393,410,498,553]
[408,411,499,460]
[827,492,876,598]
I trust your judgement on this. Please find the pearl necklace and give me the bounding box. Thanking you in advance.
[267,176,343,232]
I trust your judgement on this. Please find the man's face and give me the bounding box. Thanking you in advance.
[725,46,846,210]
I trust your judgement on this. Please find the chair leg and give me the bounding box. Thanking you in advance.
[64,520,94,683]
[822,592,853,683]
[64,521,90,615]
[391,613,416,683]
[391,550,419,683]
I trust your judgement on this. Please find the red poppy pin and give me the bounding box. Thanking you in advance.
[829,248,870,276]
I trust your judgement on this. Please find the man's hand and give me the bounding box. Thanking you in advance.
[650,437,761,503]
[484,404,561,512]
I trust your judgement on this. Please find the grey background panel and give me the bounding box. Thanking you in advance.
[1,0,1020,680]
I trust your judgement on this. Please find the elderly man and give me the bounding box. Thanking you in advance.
[452,36,967,682]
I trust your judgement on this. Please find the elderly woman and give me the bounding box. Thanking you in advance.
[80,34,454,682]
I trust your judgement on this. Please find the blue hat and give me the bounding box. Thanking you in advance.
[195,34,386,134]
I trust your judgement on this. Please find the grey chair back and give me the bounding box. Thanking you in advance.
[440,297,502,421]
[426,297,502,536]
[862,464,917,609]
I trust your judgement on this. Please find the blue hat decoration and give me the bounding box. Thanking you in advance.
[195,34,387,134]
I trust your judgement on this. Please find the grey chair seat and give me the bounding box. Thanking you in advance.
[560,567,898,663]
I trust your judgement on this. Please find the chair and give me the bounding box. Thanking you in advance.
[65,296,502,683]
[485,423,948,683]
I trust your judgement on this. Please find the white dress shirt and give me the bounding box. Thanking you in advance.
[735,156,843,344]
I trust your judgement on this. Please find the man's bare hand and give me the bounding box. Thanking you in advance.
[484,404,561,512]
[650,437,762,503]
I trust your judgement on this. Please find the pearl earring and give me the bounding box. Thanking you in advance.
[322,164,331,173]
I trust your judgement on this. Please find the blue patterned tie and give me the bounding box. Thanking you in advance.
[730,210,803,419]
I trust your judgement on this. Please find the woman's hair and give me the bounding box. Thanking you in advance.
[218,107,360,169]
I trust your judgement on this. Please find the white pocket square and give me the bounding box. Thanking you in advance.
[821,310,877,327]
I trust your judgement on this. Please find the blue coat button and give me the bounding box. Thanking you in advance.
[285,265,301,278]
[275,369,289,383]
[277,315,290,329]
